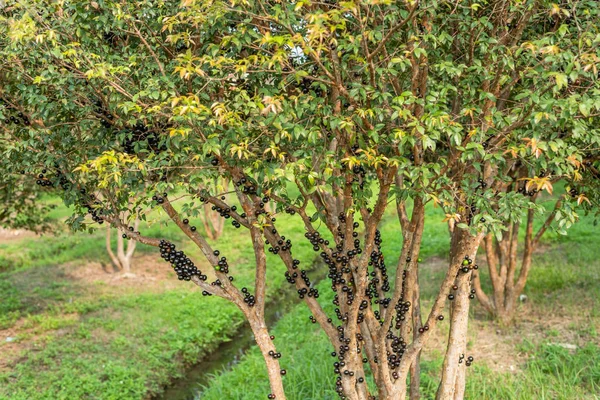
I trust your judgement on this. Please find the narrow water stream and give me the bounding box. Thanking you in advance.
[157,263,327,400]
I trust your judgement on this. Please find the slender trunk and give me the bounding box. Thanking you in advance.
[105,227,122,270]
[471,270,493,314]
[410,271,423,400]
[116,229,131,273]
[483,234,501,315]
[125,218,138,261]
[477,196,561,324]
[201,203,217,240]
[120,252,131,273]
[436,272,470,400]
[395,200,425,400]
[249,318,286,400]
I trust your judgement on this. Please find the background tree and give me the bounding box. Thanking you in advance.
[1,1,599,400]
[472,171,598,325]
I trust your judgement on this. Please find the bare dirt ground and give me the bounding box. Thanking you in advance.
[66,255,183,291]
[419,255,599,375]
[419,304,599,375]
[0,228,37,242]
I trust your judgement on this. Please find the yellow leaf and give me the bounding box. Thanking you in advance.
[566,155,581,169]
[525,179,534,192]
[540,179,553,195]
[577,194,591,206]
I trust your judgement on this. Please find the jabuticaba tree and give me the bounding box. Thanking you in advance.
[1,1,600,399]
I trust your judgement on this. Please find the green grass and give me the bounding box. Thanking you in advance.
[195,201,458,400]
[461,342,600,399]
[199,279,346,400]
[0,292,244,400]
[199,240,600,399]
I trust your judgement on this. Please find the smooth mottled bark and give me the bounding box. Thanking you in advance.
[105,216,138,273]
[436,229,484,399]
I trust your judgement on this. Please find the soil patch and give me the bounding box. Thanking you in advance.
[418,257,600,375]
[0,228,37,242]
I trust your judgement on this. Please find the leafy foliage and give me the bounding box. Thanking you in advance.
[0,0,598,231]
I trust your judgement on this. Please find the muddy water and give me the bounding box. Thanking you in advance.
[157,264,327,400]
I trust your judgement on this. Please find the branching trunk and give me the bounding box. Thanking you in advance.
[106,216,139,273]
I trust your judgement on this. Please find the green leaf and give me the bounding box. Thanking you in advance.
[554,73,568,90]
[579,103,591,117]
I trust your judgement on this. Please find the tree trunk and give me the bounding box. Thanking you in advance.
[106,216,139,274]
[475,195,562,325]
[249,319,286,400]
[106,226,122,271]
[202,202,225,240]
[409,270,423,400]
[116,229,130,273]
[453,361,467,400]
[436,272,471,399]
[436,229,482,399]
